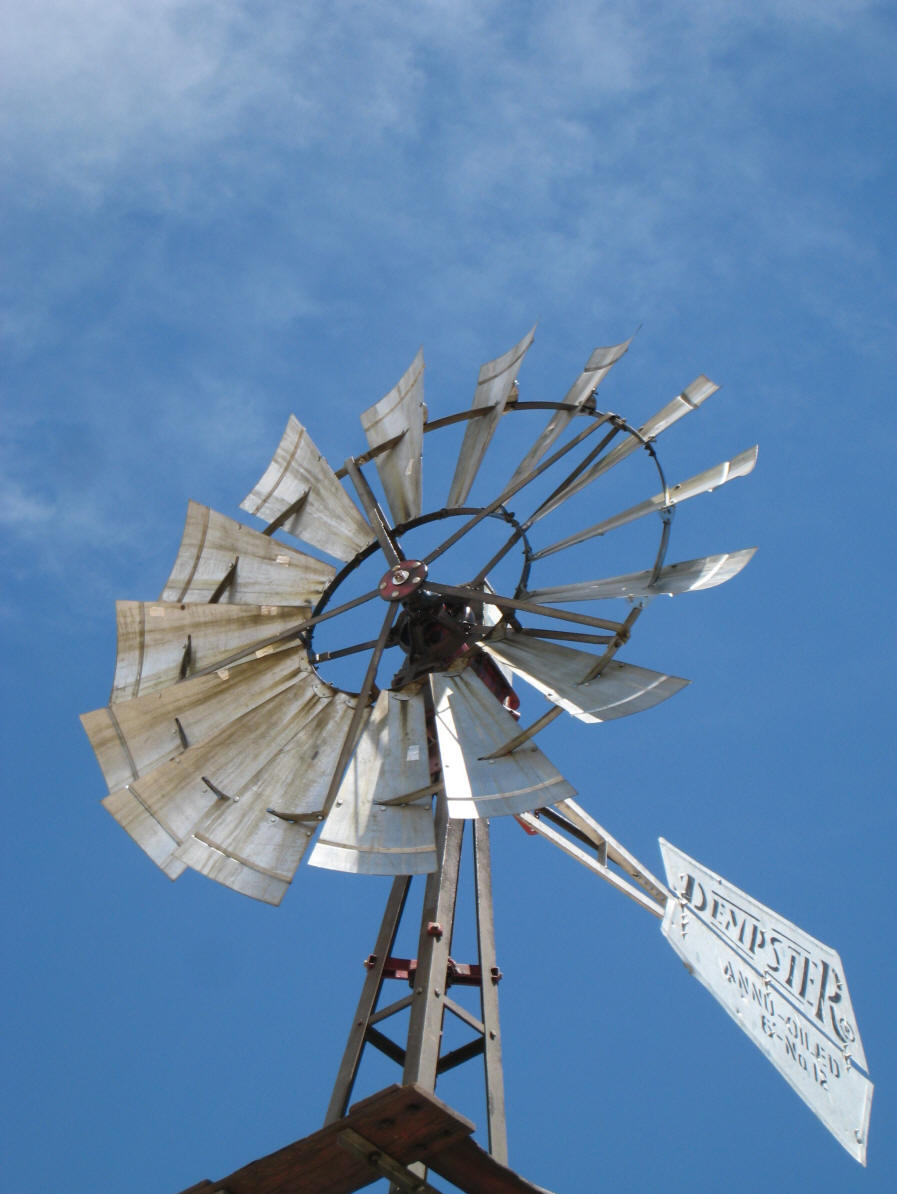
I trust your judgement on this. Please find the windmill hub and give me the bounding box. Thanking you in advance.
[377,559,428,601]
[389,587,485,688]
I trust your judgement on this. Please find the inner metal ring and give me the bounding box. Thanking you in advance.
[306,505,533,691]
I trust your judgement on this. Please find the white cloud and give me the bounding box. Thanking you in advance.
[1,0,894,595]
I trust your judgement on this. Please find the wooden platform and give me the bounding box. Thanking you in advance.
[177,1084,553,1194]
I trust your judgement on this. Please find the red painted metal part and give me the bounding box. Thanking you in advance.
[367,956,503,988]
[378,559,428,601]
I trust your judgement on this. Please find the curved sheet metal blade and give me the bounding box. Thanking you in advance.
[526,548,757,603]
[482,633,688,722]
[310,688,436,875]
[536,446,758,559]
[109,601,309,704]
[240,415,374,561]
[82,646,309,793]
[161,501,335,605]
[534,375,719,521]
[105,672,355,880]
[430,669,575,818]
[447,326,537,507]
[360,350,426,525]
[174,803,314,906]
[505,337,631,491]
[100,787,187,880]
[174,685,359,901]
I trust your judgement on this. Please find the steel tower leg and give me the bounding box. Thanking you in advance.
[325,799,509,1171]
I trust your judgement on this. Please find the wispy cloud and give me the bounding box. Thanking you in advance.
[2,0,894,594]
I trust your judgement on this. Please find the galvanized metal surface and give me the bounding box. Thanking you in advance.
[98,669,356,901]
[536,374,719,519]
[430,670,575,819]
[310,689,437,876]
[325,877,411,1124]
[471,819,508,1163]
[482,632,689,723]
[109,601,311,703]
[82,646,309,793]
[343,457,402,567]
[504,338,631,495]
[160,501,336,605]
[172,685,358,902]
[660,839,872,1164]
[518,811,666,918]
[557,798,668,905]
[535,445,758,559]
[447,326,536,507]
[525,547,757,603]
[240,415,374,561]
[360,348,426,525]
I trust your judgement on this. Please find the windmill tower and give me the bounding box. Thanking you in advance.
[82,331,872,1191]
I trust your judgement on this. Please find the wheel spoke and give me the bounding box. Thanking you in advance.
[425,581,627,635]
[422,415,612,568]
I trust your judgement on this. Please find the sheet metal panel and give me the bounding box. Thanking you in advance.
[106,673,354,877]
[173,684,358,902]
[430,669,575,818]
[161,501,335,605]
[537,446,758,557]
[505,337,631,491]
[360,350,426,525]
[526,548,757,603]
[240,415,374,561]
[447,327,537,507]
[482,633,688,722]
[660,839,872,1163]
[101,787,187,879]
[109,601,308,703]
[82,646,309,792]
[310,688,436,875]
[535,374,720,520]
[174,802,312,906]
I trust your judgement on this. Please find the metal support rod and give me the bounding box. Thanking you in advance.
[422,416,612,567]
[402,805,465,1090]
[325,876,411,1124]
[320,603,397,819]
[345,457,403,566]
[426,582,626,634]
[472,819,508,1163]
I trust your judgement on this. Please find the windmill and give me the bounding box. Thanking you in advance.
[81,330,872,1191]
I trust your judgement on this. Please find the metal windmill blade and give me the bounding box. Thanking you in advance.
[82,331,872,1184]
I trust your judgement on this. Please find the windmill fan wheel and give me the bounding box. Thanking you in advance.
[81,329,757,905]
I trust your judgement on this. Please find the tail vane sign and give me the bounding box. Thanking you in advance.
[659,839,872,1164]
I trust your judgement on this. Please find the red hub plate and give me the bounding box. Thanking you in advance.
[378,559,428,601]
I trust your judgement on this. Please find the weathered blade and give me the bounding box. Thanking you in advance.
[174,801,313,907]
[240,415,374,561]
[109,601,309,703]
[505,337,631,491]
[82,646,309,793]
[447,326,537,507]
[660,839,872,1164]
[482,633,688,722]
[161,501,335,605]
[525,548,756,603]
[535,447,758,559]
[535,375,719,520]
[100,787,187,880]
[174,685,359,902]
[310,688,436,875]
[105,672,356,880]
[430,669,575,818]
[360,349,426,525]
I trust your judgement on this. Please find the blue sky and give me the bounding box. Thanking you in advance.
[2,2,895,1191]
